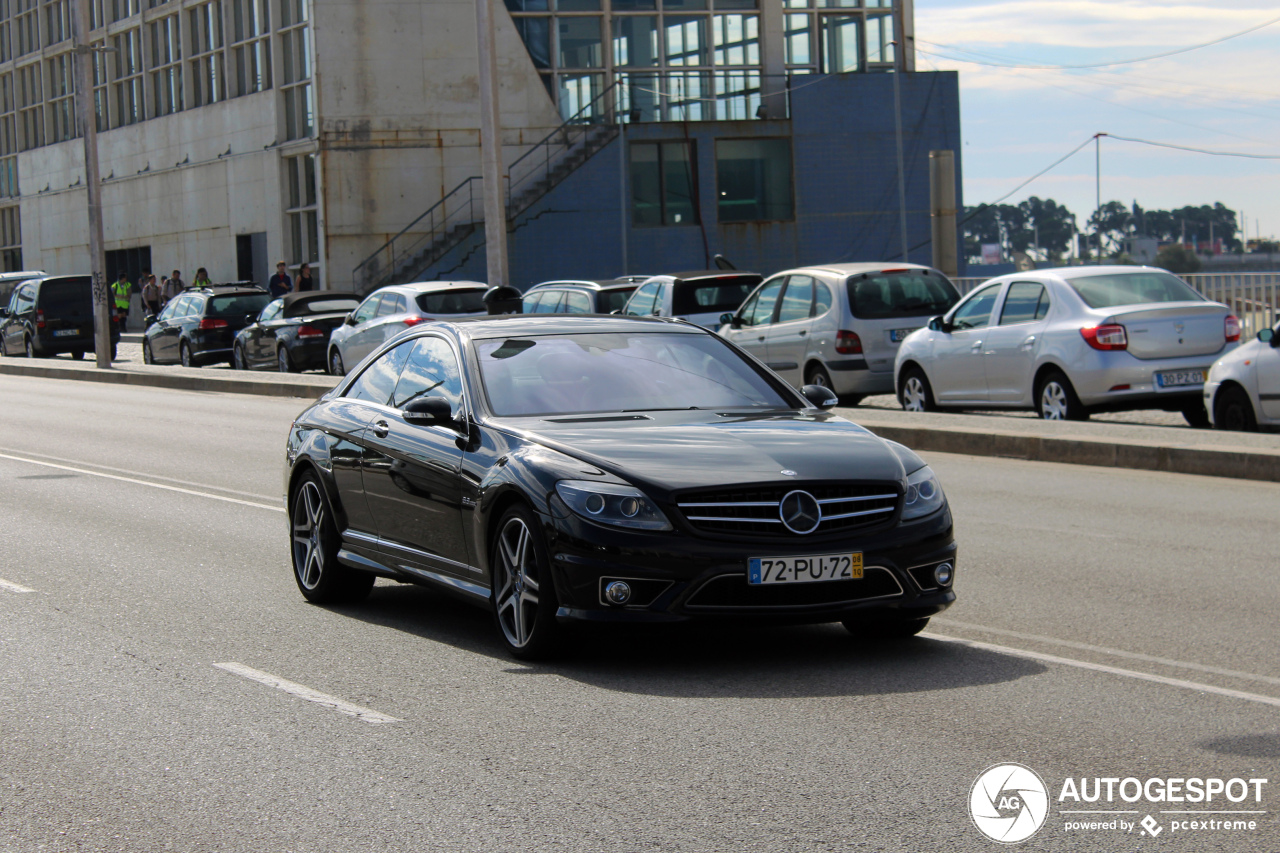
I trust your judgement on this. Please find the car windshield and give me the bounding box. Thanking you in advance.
[416,289,487,315]
[846,270,959,319]
[208,294,271,317]
[475,331,794,417]
[671,275,761,315]
[597,287,636,314]
[1068,271,1204,309]
[284,296,360,317]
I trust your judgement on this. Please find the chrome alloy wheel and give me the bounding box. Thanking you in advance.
[494,516,540,649]
[1039,380,1069,420]
[292,480,328,591]
[902,376,929,412]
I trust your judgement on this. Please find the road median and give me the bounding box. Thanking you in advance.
[0,357,336,399]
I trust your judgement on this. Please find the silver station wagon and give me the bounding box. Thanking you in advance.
[894,266,1240,424]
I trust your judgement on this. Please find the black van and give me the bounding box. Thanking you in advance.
[0,275,103,358]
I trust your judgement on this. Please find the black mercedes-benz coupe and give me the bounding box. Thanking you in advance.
[284,315,956,658]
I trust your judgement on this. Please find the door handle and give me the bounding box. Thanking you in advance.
[756,336,765,342]
[372,419,390,438]
[1021,335,1037,349]
[970,341,983,352]
[798,330,807,336]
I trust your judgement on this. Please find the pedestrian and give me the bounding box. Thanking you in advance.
[111,271,132,335]
[162,269,185,305]
[296,262,315,292]
[141,273,162,319]
[192,267,213,289]
[268,261,293,298]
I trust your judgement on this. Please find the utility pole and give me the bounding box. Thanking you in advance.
[475,0,509,289]
[1094,133,1102,264]
[72,0,110,368]
[891,28,909,263]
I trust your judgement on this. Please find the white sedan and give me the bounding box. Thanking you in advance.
[1204,322,1280,431]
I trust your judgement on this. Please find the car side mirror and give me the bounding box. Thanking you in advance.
[345,313,357,326]
[245,313,256,325]
[1258,328,1275,345]
[402,396,454,426]
[800,384,839,410]
[0,307,8,317]
[928,315,951,333]
[720,312,742,329]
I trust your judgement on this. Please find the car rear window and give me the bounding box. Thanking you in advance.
[845,270,959,319]
[37,278,93,314]
[284,296,360,317]
[1068,271,1204,309]
[208,294,271,317]
[416,289,487,315]
[597,287,635,314]
[671,275,762,315]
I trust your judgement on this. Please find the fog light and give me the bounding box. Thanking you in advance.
[934,563,954,586]
[604,581,632,605]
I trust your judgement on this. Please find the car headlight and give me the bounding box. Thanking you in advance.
[555,480,672,531]
[901,465,945,520]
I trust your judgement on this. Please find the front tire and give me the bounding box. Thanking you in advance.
[1215,386,1257,432]
[142,340,155,365]
[290,473,374,604]
[842,615,930,640]
[1036,370,1088,421]
[490,505,561,660]
[899,366,936,412]
[70,350,85,360]
[328,348,345,377]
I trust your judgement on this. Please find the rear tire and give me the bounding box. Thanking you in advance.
[1181,401,1211,429]
[842,615,930,640]
[290,473,374,604]
[70,350,85,360]
[277,346,293,373]
[1036,370,1088,421]
[180,341,195,368]
[328,348,345,377]
[142,340,155,365]
[490,504,561,660]
[899,366,936,413]
[24,336,36,358]
[1214,386,1257,432]
[232,344,246,370]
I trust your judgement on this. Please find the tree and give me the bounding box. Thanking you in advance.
[1018,196,1076,259]
[963,198,1077,262]
[1154,244,1201,274]
[1087,201,1132,255]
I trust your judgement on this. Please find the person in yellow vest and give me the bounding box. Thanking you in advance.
[111,272,132,335]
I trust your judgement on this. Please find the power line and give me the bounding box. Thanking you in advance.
[1100,133,1280,160]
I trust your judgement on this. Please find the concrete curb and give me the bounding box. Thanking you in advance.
[0,359,333,399]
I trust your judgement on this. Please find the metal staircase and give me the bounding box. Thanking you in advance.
[353,86,619,293]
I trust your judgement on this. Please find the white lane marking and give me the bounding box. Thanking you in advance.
[213,662,401,724]
[926,633,1280,710]
[0,446,273,500]
[0,452,283,513]
[0,577,35,593]
[934,618,1280,689]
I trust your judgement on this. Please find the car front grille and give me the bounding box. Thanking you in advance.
[675,482,900,536]
[683,569,903,610]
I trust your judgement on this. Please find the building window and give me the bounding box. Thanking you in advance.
[113,28,143,126]
[279,0,311,139]
[15,62,42,150]
[283,152,319,264]
[0,205,21,271]
[91,38,108,131]
[43,0,69,46]
[109,0,138,22]
[15,0,39,57]
[716,137,793,222]
[230,0,270,96]
[630,140,698,226]
[46,52,75,141]
[0,1,10,63]
[189,1,225,107]
[150,14,182,116]
[0,74,17,198]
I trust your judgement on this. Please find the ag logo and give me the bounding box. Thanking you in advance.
[969,763,1050,843]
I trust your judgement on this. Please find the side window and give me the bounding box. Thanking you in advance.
[184,296,206,317]
[999,283,1049,325]
[345,341,413,405]
[176,295,198,317]
[521,291,544,313]
[352,294,383,324]
[744,278,784,327]
[260,299,284,322]
[377,294,406,316]
[391,336,464,414]
[535,291,564,314]
[813,281,833,317]
[951,283,1002,330]
[14,284,35,313]
[624,281,660,316]
[563,291,592,314]
[776,275,814,324]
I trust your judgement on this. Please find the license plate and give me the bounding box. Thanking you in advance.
[748,552,863,585]
[890,327,919,343]
[1155,369,1205,388]
[53,329,78,337]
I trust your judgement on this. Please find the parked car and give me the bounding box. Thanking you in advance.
[621,271,762,328]
[1204,319,1280,431]
[522,278,645,315]
[233,290,360,373]
[142,285,272,367]
[719,263,961,405]
[0,275,100,359]
[0,270,47,311]
[894,265,1240,424]
[326,280,488,376]
[284,314,956,659]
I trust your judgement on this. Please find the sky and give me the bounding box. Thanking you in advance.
[912,0,1280,244]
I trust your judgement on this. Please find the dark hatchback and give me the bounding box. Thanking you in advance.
[285,315,956,658]
[0,275,100,359]
[143,285,272,367]
[233,290,360,372]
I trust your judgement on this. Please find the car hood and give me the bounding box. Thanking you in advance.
[500,410,913,495]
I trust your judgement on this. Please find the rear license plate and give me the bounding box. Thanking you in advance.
[53,329,78,337]
[890,327,919,343]
[1155,369,1205,388]
[748,552,863,585]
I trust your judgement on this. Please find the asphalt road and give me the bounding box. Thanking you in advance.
[1,374,1276,852]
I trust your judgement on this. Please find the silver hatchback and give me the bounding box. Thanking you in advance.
[718,263,960,404]
[893,266,1240,424]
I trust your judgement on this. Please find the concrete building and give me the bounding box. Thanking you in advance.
[3,0,962,292]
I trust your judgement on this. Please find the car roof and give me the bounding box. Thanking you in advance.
[527,279,640,292]
[644,270,762,283]
[788,262,935,277]
[442,313,704,340]
[391,280,488,294]
[280,289,357,307]
[0,270,45,281]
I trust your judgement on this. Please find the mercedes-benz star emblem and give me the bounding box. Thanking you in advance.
[780,469,797,476]
[779,490,821,534]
